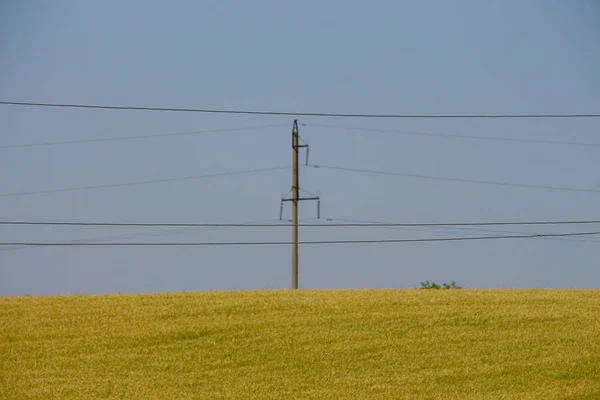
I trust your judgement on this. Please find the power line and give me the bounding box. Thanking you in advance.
[0,218,292,252]
[310,124,600,147]
[2,101,599,119]
[3,122,597,150]
[1,219,600,227]
[4,218,596,252]
[326,217,600,243]
[310,165,600,194]
[0,166,290,197]
[0,124,288,149]
[2,231,599,246]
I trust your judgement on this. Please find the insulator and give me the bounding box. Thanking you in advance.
[317,198,321,219]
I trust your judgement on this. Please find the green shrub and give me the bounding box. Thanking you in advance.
[420,280,462,289]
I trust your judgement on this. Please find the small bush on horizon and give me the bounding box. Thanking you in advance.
[420,280,462,289]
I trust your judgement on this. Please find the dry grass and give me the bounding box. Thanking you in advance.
[1,289,599,399]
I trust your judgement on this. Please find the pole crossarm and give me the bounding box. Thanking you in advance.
[282,197,320,202]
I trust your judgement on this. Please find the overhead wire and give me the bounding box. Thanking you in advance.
[325,217,600,244]
[309,123,600,147]
[281,188,293,199]
[0,166,290,197]
[0,124,289,149]
[1,219,600,227]
[0,218,293,252]
[2,231,600,246]
[2,101,599,119]
[309,165,600,194]
[299,188,318,198]
[4,215,599,247]
[2,103,598,245]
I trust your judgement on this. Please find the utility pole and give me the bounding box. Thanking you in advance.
[292,120,300,290]
[280,120,320,289]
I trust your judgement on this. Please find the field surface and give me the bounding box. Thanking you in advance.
[1,289,599,399]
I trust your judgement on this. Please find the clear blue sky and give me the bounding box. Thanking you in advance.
[1,0,599,295]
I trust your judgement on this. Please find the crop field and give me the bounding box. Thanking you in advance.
[1,289,599,399]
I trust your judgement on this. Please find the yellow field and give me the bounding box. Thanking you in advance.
[1,289,599,399]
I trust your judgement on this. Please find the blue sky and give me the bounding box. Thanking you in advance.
[1,0,599,295]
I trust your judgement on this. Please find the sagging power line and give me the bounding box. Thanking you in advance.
[4,163,598,198]
[2,231,599,246]
[0,166,290,197]
[2,101,599,119]
[324,217,600,244]
[0,218,294,252]
[2,220,600,227]
[310,165,600,194]
[0,124,288,149]
[310,124,600,147]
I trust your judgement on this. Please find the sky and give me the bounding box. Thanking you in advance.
[1,0,599,295]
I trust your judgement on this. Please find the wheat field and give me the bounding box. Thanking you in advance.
[1,289,599,399]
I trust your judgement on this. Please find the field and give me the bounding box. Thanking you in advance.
[1,289,599,399]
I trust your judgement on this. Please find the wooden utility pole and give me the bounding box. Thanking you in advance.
[291,120,299,289]
[281,120,319,289]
